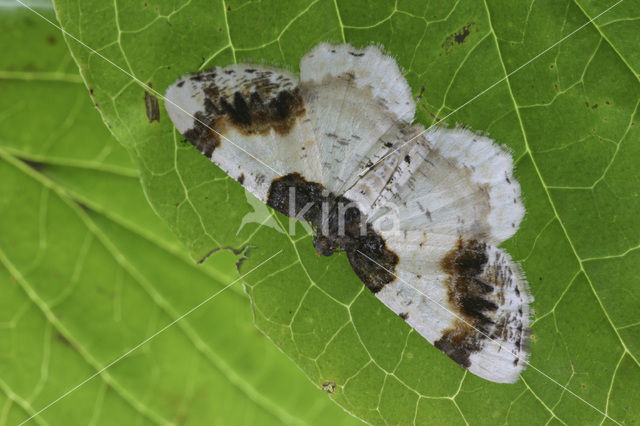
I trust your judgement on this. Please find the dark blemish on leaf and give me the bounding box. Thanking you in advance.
[442,23,474,53]
[238,173,245,185]
[56,332,78,351]
[454,26,471,43]
[227,5,231,11]
[348,51,364,57]
[416,85,425,103]
[76,201,90,212]
[404,155,411,164]
[605,100,610,104]
[89,87,94,96]
[197,245,243,265]
[46,34,56,45]
[177,80,185,88]
[144,87,160,123]
[321,382,336,394]
[384,142,393,148]
[592,104,598,109]
[267,173,398,293]
[420,103,442,122]
[585,102,589,107]
[21,158,44,171]
[399,312,409,320]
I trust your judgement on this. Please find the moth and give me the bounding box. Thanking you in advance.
[165,43,533,383]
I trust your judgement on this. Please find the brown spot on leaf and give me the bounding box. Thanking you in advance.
[56,332,78,352]
[144,89,160,123]
[416,85,425,102]
[21,158,44,171]
[321,382,336,393]
[442,23,475,53]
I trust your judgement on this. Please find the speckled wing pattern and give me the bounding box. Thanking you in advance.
[165,65,323,200]
[165,43,533,384]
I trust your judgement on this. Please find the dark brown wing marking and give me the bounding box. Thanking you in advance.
[434,239,497,368]
[181,69,306,158]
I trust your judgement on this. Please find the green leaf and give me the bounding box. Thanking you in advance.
[52,0,639,423]
[0,5,362,425]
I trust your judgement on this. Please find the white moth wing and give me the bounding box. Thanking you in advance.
[299,43,415,194]
[345,123,532,382]
[165,65,323,202]
[345,125,524,245]
[370,231,532,383]
[345,126,494,242]
[300,43,415,122]
[424,126,525,245]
